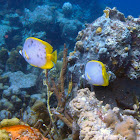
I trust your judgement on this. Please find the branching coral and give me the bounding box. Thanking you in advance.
[42,44,74,139]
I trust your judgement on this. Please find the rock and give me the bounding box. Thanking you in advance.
[3,71,37,90]
[62,2,73,17]
[0,110,11,121]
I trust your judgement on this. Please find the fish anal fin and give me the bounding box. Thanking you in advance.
[41,61,54,69]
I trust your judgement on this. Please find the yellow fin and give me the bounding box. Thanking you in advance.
[102,64,109,86]
[41,60,54,69]
[27,37,53,54]
[51,50,57,64]
[30,63,37,67]
[41,50,57,69]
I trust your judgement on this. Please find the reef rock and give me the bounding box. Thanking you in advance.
[68,7,140,85]
[69,88,140,140]
[62,2,73,17]
[22,5,55,31]
[2,71,37,90]
[0,25,11,46]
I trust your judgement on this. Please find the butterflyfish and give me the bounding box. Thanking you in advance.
[19,37,57,69]
[85,60,109,86]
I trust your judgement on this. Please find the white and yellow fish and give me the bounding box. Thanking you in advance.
[19,37,57,69]
[85,60,109,86]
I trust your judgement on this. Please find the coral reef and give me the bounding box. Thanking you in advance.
[0,118,48,140]
[0,2,139,140]
[6,46,27,72]
[3,71,37,90]
[23,100,50,126]
[22,5,55,30]
[68,7,140,86]
[69,88,140,140]
[62,2,73,17]
[36,44,75,139]
[0,70,40,120]
[0,25,11,46]
[0,2,84,53]
[21,4,83,48]
[49,60,63,79]
[0,48,9,66]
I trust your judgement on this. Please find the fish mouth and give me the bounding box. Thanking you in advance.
[19,50,22,55]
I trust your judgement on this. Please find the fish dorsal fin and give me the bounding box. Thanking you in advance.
[88,60,104,67]
[27,37,53,54]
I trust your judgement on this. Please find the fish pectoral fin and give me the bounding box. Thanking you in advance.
[41,61,54,69]
[24,50,29,60]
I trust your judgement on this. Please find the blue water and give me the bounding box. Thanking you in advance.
[100,0,140,18]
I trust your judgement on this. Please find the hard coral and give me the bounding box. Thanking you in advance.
[0,129,10,140]
[1,125,48,140]
[69,88,140,140]
[31,100,50,126]
[62,2,73,17]
[114,116,137,140]
[75,41,84,52]
[0,118,21,128]
[0,118,48,140]
[68,7,140,85]
[103,9,109,18]
[0,47,9,65]
[103,109,120,129]
[96,27,102,34]
[6,47,27,72]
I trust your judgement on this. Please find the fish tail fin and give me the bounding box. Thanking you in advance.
[51,50,57,64]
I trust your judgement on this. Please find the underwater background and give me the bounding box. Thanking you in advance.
[0,0,139,139]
